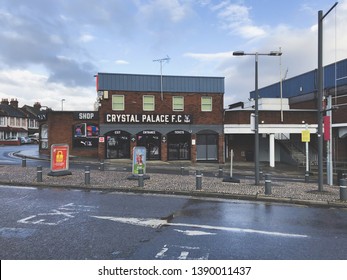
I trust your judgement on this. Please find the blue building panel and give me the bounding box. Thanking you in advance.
[252,58,347,99]
[97,73,224,94]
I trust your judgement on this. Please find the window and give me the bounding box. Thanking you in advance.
[41,124,48,149]
[173,96,184,111]
[143,95,155,111]
[0,117,5,126]
[112,95,125,111]
[201,96,212,112]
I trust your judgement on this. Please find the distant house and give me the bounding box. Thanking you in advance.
[20,102,41,136]
[0,99,28,142]
[0,98,43,145]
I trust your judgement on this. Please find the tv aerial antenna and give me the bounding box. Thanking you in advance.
[153,55,170,100]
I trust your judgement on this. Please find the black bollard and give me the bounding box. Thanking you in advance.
[305,171,310,183]
[340,179,347,201]
[37,166,43,182]
[100,160,105,171]
[218,165,223,178]
[85,166,90,185]
[138,168,144,187]
[265,174,272,195]
[196,170,202,190]
[22,157,26,167]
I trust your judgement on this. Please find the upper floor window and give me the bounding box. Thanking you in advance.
[143,95,155,111]
[201,96,212,112]
[0,117,5,126]
[173,96,184,111]
[112,95,125,111]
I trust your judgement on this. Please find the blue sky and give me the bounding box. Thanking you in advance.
[0,0,346,110]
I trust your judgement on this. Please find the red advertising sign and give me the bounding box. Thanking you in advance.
[323,116,331,141]
[50,144,69,172]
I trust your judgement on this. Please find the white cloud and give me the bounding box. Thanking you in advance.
[184,51,234,61]
[79,33,95,43]
[211,1,266,39]
[115,60,130,65]
[136,0,191,23]
[0,69,95,111]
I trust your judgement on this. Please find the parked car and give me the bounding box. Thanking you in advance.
[28,134,39,144]
[19,137,32,144]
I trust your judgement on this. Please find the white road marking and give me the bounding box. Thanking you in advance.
[17,203,97,226]
[91,215,309,238]
[178,251,189,260]
[155,244,209,260]
[174,229,216,236]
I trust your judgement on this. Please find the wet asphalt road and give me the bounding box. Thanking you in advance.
[1,185,347,260]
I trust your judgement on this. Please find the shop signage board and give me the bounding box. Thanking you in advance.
[49,144,71,176]
[105,113,192,124]
[132,146,147,175]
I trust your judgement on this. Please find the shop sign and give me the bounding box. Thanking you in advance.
[132,146,147,175]
[73,111,98,120]
[50,144,69,173]
[99,137,105,143]
[105,114,192,124]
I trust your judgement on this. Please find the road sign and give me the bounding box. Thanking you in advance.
[301,130,310,142]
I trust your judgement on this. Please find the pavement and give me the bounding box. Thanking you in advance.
[4,148,347,209]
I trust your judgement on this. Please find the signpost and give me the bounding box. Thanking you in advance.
[301,126,310,180]
[48,144,72,176]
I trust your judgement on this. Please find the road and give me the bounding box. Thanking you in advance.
[1,184,347,260]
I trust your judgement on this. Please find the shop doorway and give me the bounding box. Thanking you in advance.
[196,131,218,161]
[137,131,161,160]
[105,130,130,159]
[167,130,191,160]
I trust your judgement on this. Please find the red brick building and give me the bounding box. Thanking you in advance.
[39,73,225,163]
[97,73,224,163]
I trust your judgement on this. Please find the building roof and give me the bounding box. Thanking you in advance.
[0,104,27,118]
[97,73,224,94]
[251,58,347,99]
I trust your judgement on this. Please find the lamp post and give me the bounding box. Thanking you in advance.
[61,99,65,111]
[317,2,338,191]
[233,50,282,185]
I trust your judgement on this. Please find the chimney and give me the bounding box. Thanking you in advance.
[1,98,9,105]
[33,102,41,110]
[10,99,18,108]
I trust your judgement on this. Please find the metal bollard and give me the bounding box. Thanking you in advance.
[218,165,223,178]
[265,174,272,195]
[196,170,202,190]
[340,179,347,201]
[181,167,185,176]
[22,157,26,167]
[305,171,310,183]
[100,160,104,171]
[37,166,43,182]
[85,166,90,185]
[259,170,263,181]
[138,168,144,187]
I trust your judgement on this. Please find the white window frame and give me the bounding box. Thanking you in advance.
[112,95,125,111]
[143,95,155,111]
[201,96,213,112]
[173,96,184,111]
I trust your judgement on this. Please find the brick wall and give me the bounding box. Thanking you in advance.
[42,111,99,158]
[99,91,224,125]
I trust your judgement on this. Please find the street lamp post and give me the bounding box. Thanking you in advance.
[233,50,282,185]
[317,2,338,191]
